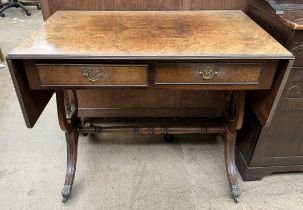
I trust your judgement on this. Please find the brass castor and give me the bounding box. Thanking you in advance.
[164,134,174,143]
[231,185,240,203]
[61,185,71,203]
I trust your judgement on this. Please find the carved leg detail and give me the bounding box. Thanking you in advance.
[62,130,79,203]
[223,126,240,203]
[56,90,79,203]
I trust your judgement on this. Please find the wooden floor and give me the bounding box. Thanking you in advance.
[0,8,303,210]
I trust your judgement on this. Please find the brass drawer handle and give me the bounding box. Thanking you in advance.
[198,65,218,80]
[82,67,105,82]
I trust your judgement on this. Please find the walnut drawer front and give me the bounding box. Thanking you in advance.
[36,64,148,87]
[155,63,263,85]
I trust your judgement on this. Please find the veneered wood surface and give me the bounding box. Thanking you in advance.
[23,59,278,90]
[249,60,294,126]
[7,11,292,60]
[153,60,278,90]
[40,0,249,20]
[37,64,148,87]
[76,89,228,118]
[7,60,53,128]
[156,63,262,84]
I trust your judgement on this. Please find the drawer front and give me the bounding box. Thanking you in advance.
[155,63,263,85]
[36,64,148,87]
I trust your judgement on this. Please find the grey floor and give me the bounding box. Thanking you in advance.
[1,8,303,210]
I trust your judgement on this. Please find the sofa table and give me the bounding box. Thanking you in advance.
[6,11,293,203]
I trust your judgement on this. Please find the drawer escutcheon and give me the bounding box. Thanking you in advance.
[82,67,105,82]
[198,65,218,80]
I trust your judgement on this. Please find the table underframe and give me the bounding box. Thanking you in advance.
[56,89,245,203]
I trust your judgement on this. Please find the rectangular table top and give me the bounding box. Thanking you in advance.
[7,10,292,60]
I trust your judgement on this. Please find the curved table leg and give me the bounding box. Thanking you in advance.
[56,90,79,202]
[62,130,79,202]
[223,126,240,203]
[223,90,245,203]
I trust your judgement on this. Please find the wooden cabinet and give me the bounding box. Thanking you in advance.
[236,0,303,181]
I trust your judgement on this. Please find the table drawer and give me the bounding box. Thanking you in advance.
[36,64,148,87]
[155,63,263,85]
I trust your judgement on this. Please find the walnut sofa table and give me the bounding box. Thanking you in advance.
[7,11,292,203]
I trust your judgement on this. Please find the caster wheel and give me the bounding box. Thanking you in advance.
[26,11,31,16]
[37,5,41,10]
[62,196,69,203]
[62,185,71,203]
[231,185,240,203]
[164,134,174,143]
[0,13,5,17]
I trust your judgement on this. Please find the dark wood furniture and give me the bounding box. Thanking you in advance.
[37,1,253,131]
[236,0,303,181]
[7,10,292,203]
[39,0,249,21]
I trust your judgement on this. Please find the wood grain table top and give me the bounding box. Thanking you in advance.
[7,10,293,60]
